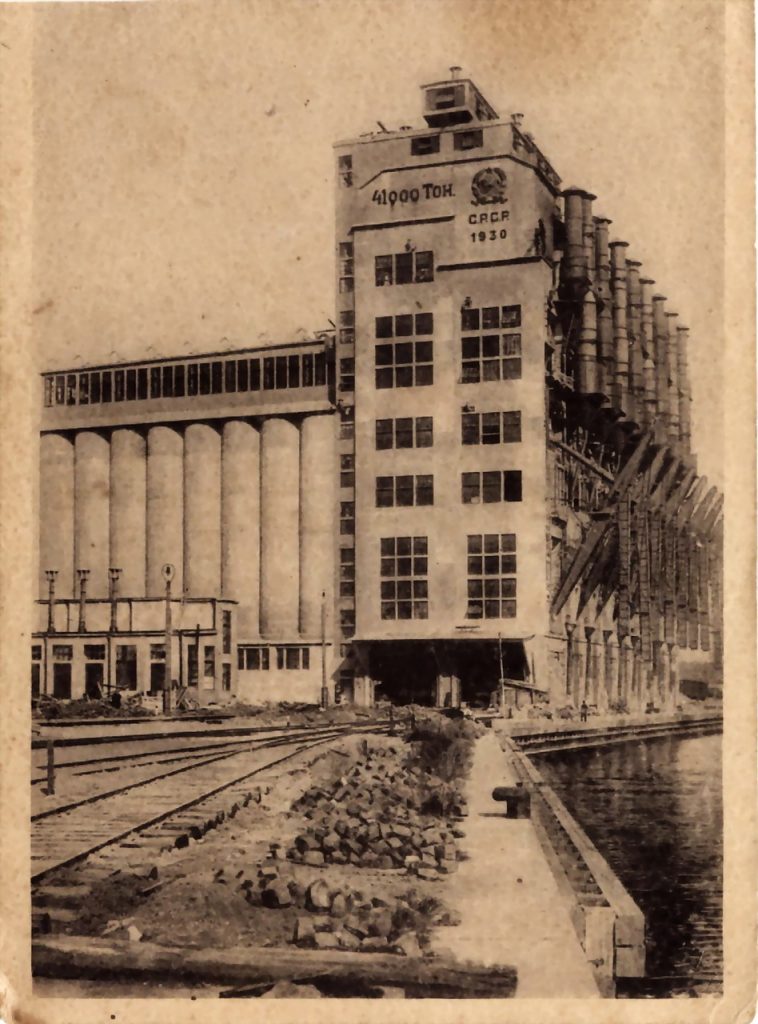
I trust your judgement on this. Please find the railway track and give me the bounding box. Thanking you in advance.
[31,720,392,885]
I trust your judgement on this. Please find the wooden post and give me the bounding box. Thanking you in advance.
[46,740,55,796]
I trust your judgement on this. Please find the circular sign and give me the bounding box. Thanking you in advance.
[471,167,508,206]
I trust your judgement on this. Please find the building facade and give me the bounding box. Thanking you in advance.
[33,73,723,711]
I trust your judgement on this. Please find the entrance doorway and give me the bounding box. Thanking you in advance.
[369,642,437,706]
[150,663,166,693]
[52,663,71,699]
[85,662,104,699]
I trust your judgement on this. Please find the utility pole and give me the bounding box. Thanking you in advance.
[162,564,175,714]
[44,569,57,634]
[108,567,122,634]
[76,569,90,634]
[498,632,506,714]
[320,590,329,709]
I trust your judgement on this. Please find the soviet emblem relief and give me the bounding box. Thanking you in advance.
[471,166,508,206]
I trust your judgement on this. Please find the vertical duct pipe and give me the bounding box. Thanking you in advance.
[222,420,261,637]
[110,429,146,598]
[146,426,184,597]
[260,418,300,638]
[581,192,596,278]
[576,288,598,395]
[610,241,630,412]
[676,326,692,452]
[299,414,336,639]
[184,423,222,597]
[640,277,657,427]
[593,216,613,397]
[626,259,643,423]
[74,431,110,599]
[39,434,75,600]
[561,188,588,283]
[652,295,670,437]
[665,312,680,447]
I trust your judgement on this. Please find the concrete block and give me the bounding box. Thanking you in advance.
[582,905,615,974]
[615,944,646,978]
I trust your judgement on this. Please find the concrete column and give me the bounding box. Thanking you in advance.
[435,673,460,708]
[667,642,679,709]
[299,415,336,639]
[583,626,595,703]
[184,423,222,597]
[260,418,300,638]
[630,636,642,711]
[589,635,602,708]
[572,632,587,707]
[146,426,183,597]
[658,641,671,710]
[39,433,75,599]
[602,630,615,709]
[221,420,261,637]
[619,635,633,709]
[74,431,110,599]
[110,429,146,597]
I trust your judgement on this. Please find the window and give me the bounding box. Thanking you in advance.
[462,306,521,331]
[375,251,434,286]
[276,646,311,671]
[339,358,355,392]
[340,547,355,585]
[454,129,483,151]
[375,313,433,339]
[84,644,106,661]
[466,533,517,619]
[238,646,270,671]
[375,416,433,449]
[375,341,433,389]
[340,454,355,490]
[114,370,125,402]
[376,475,433,507]
[222,663,231,691]
[101,372,112,402]
[204,645,216,678]
[90,372,102,403]
[339,406,355,440]
[44,378,54,407]
[52,645,73,661]
[411,134,440,156]
[79,373,89,405]
[380,536,428,619]
[461,333,522,382]
[149,643,166,661]
[222,609,232,654]
[340,310,355,328]
[340,501,355,534]
[31,645,42,661]
[250,358,261,390]
[225,360,237,393]
[66,374,77,405]
[461,470,522,504]
[461,410,522,445]
[429,83,464,110]
[138,367,149,398]
[188,644,198,686]
[340,609,356,636]
[339,154,353,187]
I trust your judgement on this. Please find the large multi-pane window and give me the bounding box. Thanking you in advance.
[460,304,522,383]
[238,646,270,671]
[276,647,311,671]
[375,251,434,286]
[340,547,355,598]
[43,349,328,408]
[461,410,521,445]
[380,536,428,619]
[461,470,522,504]
[340,454,355,489]
[374,315,434,388]
[466,534,517,619]
[376,416,433,449]
[340,501,355,535]
[376,475,434,507]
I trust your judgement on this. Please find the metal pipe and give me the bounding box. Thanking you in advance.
[610,241,630,411]
[576,287,599,394]
[561,188,588,283]
[652,295,669,438]
[676,326,692,451]
[665,311,680,446]
[626,259,643,422]
[581,192,597,278]
[593,216,613,396]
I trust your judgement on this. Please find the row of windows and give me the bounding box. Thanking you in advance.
[375,471,523,506]
[375,251,434,287]
[462,305,521,331]
[338,128,485,183]
[461,411,521,445]
[238,646,311,671]
[378,534,517,621]
[44,351,328,407]
[376,313,433,338]
[376,416,433,449]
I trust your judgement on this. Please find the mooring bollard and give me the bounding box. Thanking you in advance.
[46,739,55,796]
[492,782,530,818]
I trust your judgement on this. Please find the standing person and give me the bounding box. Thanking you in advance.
[580,699,588,723]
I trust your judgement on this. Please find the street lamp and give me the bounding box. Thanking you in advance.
[44,570,57,634]
[162,564,175,714]
[320,590,329,709]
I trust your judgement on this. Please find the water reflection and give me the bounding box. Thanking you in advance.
[535,734,722,997]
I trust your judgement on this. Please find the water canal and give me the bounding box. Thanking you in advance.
[534,732,722,998]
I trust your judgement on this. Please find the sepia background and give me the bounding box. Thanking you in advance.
[31,0,725,484]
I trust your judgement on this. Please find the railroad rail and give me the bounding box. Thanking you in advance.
[31,720,394,884]
[509,714,722,754]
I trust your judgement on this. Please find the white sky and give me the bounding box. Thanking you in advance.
[31,0,724,483]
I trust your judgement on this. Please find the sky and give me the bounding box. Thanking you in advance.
[31,0,725,483]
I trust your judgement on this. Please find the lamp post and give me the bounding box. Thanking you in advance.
[44,570,57,634]
[108,567,122,633]
[76,569,90,633]
[320,590,329,709]
[162,564,175,714]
